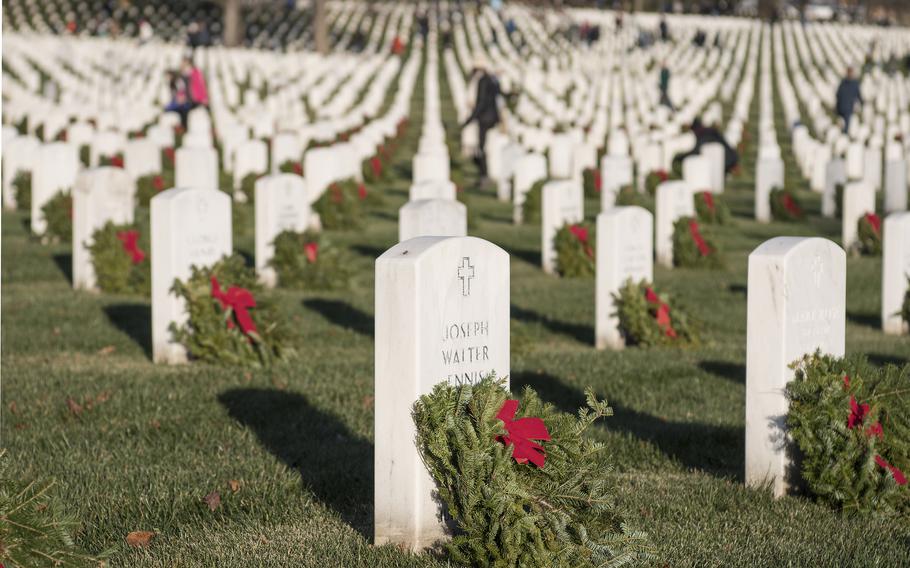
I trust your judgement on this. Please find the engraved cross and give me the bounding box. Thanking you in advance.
[457,257,475,297]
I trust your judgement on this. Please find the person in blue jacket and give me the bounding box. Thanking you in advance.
[836,67,863,133]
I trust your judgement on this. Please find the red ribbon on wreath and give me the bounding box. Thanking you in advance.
[656,169,669,182]
[292,162,303,176]
[864,212,881,236]
[358,183,368,201]
[847,395,869,429]
[330,183,343,203]
[688,219,711,256]
[153,175,165,192]
[701,191,715,214]
[116,230,145,264]
[875,455,907,486]
[110,156,124,168]
[593,169,602,193]
[164,147,175,165]
[210,276,258,335]
[645,287,678,338]
[569,224,593,259]
[304,242,319,264]
[781,193,802,217]
[370,156,383,178]
[496,399,551,468]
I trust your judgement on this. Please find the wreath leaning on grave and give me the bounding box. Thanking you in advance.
[613,279,698,346]
[554,223,595,278]
[269,229,352,290]
[615,185,654,213]
[694,191,730,225]
[582,167,601,198]
[672,216,723,268]
[13,171,31,210]
[169,254,290,367]
[279,160,304,176]
[136,171,174,208]
[645,169,669,196]
[41,191,73,243]
[521,179,547,224]
[856,212,882,256]
[786,352,909,521]
[770,187,805,222]
[412,376,655,568]
[312,178,366,230]
[88,221,151,295]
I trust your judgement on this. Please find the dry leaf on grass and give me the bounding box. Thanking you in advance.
[97,345,116,356]
[126,531,156,547]
[203,490,221,511]
[228,479,241,493]
[66,397,83,416]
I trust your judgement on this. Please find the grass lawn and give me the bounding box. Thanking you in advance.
[3,49,910,568]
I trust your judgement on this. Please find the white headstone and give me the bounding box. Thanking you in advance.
[374,236,509,551]
[124,139,162,180]
[746,237,845,497]
[882,212,910,335]
[595,206,653,349]
[682,155,713,193]
[841,182,875,250]
[512,153,548,224]
[822,159,847,218]
[412,150,450,185]
[254,174,310,287]
[884,159,908,214]
[72,168,136,291]
[399,199,467,242]
[151,188,232,364]
[541,180,584,275]
[702,142,726,193]
[409,180,457,201]
[32,142,80,235]
[599,154,634,211]
[175,147,219,192]
[655,180,694,267]
[548,134,573,179]
[755,157,785,222]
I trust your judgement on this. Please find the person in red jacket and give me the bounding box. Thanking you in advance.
[182,57,209,108]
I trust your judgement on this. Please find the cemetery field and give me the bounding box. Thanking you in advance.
[3,92,910,566]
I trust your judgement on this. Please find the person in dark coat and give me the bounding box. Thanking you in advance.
[462,58,503,184]
[835,67,863,133]
[674,117,739,174]
[659,16,669,42]
[659,63,673,110]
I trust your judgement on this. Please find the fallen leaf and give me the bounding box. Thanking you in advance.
[52,327,61,336]
[66,398,83,417]
[97,345,116,356]
[149,419,161,430]
[203,490,221,511]
[95,391,111,404]
[8,402,18,415]
[14,422,28,430]
[126,531,155,547]
[243,372,252,382]
[361,395,374,409]
[228,479,240,493]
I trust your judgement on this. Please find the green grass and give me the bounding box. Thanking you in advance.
[4,56,910,568]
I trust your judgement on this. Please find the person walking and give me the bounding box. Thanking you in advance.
[659,63,673,110]
[462,57,503,186]
[182,57,209,110]
[835,67,863,133]
[164,70,191,128]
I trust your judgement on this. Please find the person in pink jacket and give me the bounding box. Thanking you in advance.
[182,57,209,107]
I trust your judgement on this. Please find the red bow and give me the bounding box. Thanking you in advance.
[330,184,343,203]
[847,395,869,429]
[496,399,551,468]
[210,276,257,335]
[656,169,669,182]
[688,219,711,256]
[110,156,124,168]
[875,455,907,486]
[164,147,175,165]
[593,169,602,193]
[645,287,677,338]
[116,230,145,264]
[293,162,303,176]
[781,193,802,217]
[701,191,715,213]
[843,374,850,390]
[569,224,588,243]
[370,156,382,177]
[358,183,368,201]
[304,242,318,263]
[866,422,884,440]
[153,175,165,191]
[864,212,881,236]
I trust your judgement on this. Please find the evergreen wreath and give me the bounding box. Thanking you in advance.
[412,376,654,568]
[41,190,73,243]
[136,171,174,208]
[0,451,107,567]
[12,171,31,210]
[269,229,352,290]
[672,216,723,268]
[856,212,882,256]
[362,154,384,183]
[79,146,91,167]
[644,169,669,196]
[521,179,547,224]
[98,154,124,168]
[312,178,365,230]
[583,167,601,198]
[169,254,290,367]
[834,183,844,218]
[279,160,304,176]
[554,223,595,278]
[786,352,909,520]
[239,172,264,203]
[87,221,151,295]
[770,187,805,221]
[693,191,730,224]
[612,279,698,346]
[614,186,654,213]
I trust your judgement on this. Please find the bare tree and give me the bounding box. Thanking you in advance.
[222,0,243,47]
[314,0,329,54]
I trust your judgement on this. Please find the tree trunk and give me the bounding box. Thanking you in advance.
[315,0,329,55]
[223,0,243,47]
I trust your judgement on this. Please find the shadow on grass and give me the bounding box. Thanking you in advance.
[698,360,745,384]
[303,298,373,337]
[846,311,879,330]
[868,353,909,368]
[505,248,540,268]
[351,244,387,260]
[103,303,152,359]
[511,304,592,345]
[53,253,72,284]
[219,388,372,538]
[513,370,744,480]
[727,283,747,296]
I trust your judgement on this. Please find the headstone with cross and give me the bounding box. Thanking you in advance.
[255,174,310,288]
[374,236,509,551]
[541,179,584,275]
[746,237,845,498]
